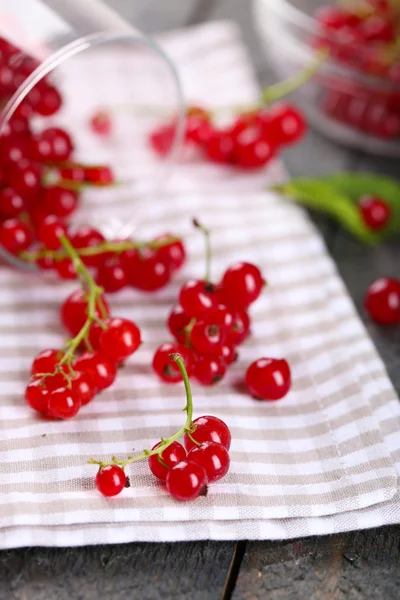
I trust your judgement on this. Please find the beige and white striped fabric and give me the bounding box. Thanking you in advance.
[0,21,399,548]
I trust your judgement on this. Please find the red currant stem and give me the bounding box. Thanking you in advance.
[261,48,328,106]
[20,235,181,264]
[88,353,195,469]
[184,318,196,347]
[186,430,201,448]
[56,179,121,191]
[193,218,211,284]
[157,454,170,470]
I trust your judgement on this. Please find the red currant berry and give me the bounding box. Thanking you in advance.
[37,216,67,250]
[246,358,291,401]
[0,187,26,218]
[186,110,213,144]
[37,127,73,161]
[25,379,50,413]
[167,305,192,344]
[70,370,96,406]
[95,465,127,497]
[364,277,400,325]
[154,233,186,272]
[184,415,231,452]
[55,258,77,280]
[74,352,117,391]
[40,186,79,218]
[90,110,112,136]
[36,253,55,271]
[166,460,208,501]
[227,310,251,346]
[233,127,275,169]
[222,262,264,310]
[44,372,71,392]
[97,257,128,293]
[221,343,238,365]
[268,103,307,147]
[61,289,109,336]
[152,342,193,383]
[359,15,395,43]
[86,321,105,351]
[48,387,81,419]
[84,166,114,186]
[131,250,171,292]
[194,355,226,386]
[149,123,175,156]
[8,159,41,199]
[190,318,227,355]
[70,226,105,267]
[187,441,230,483]
[204,130,234,164]
[315,5,358,29]
[99,318,141,363]
[179,279,217,318]
[59,165,85,182]
[31,85,62,117]
[358,194,391,231]
[31,348,61,376]
[0,137,28,167]
[148,441,187,481]
[0,218,33,254]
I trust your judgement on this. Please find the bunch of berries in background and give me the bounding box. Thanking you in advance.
[149,103,307,170]
[314,1,400,139]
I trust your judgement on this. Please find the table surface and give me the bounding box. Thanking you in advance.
[2,1,400,598]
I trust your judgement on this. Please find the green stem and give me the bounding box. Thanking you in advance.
[89,353,195,469]
[20,235,181,264]
[193,219,211,284]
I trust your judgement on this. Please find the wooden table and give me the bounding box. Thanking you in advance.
[2,1,400,598]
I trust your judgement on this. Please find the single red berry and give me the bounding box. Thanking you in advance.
[70,370,96,406]
[186,110,213,144]
[131,250,171,292]
[187,441,230,483]
[227,310,251,346]
[184,415,231,452]
[268,103,307,147]
[8,159,41,199]
[0,187,27,218]
[179,279,217,318]
[36,253,55,271]
[364,277,400,325]
[190,318,227,355]
[55,258,77,280]
[86,320,105,352]
[152,342,193,383]
[25,379,50,413]
[59,165,85,182]
[245,358,291,401]
[194,355,226,386]
[148,441,187,481]
[0,218,33,254]
[359,15,395,43]
[70,226,105,267]
[166,460,208,501]
[221,343,238,365]
[37,215,67,250]
[31,348,61,376]
[99,317,141,363]
[149,123,175,156]
[90,110,112,136]
[204,130,234,164]
[155,233,186,272]
[0,137,28,167]
[95,465,127,497]
[36,127,73,161]
[222,262,264,310]
[358,194,391,231]
[233,126,275,169]
[73,352,117,391]
[44,372,70,392]
[48,387,81,419]
[84,166,114,186]
[96,257,128,293]
[30,85,62,117]
[40,186,79,218]
[61,289,110,336]
[167,305,192,344]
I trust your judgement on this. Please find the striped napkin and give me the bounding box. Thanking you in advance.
[1,21,399,549]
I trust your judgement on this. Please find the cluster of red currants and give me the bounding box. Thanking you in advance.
[96,414,232,501]
[358,194,392,231]
[25,289,141,419]
[0,35,115,261]
[364,276,400,325]
[314,1,400,139]
[149,103,307,170]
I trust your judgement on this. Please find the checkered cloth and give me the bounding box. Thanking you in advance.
[0,21,399,548]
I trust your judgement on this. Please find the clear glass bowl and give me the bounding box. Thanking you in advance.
[253,0,400,157]
[0,0,185,270]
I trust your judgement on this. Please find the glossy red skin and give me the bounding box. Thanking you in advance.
[60,289,109,336]
[84,166,114,185]
[152,342,193,383]
[227,310,251,346]
[149,124,175,156]
[222,262,264,310]
[179,279,218,318]
[364,277,400,325]
[40,187,79,218]
[48,387,81,419]
[167,305,192,344]
[187,441,230,483]
[25,379,50,412]
[95,465,126,497]
[190,319,227,355]
[99,318,141,362]
[37,216,66,250]
[0,218,33,253]
[37,127,73,161]
[148,441,187,481]
[0,187,26,218]
[97,257,128,293]
[8,159,41,200]
[70,226,105,267]
[268,104,307,147]
[130,251,171,292]
[245,358,291,401]
[31,349,61,376]
[193,355,226,386]
[166,460,208,501]
[221,343,238,366]
[358,195,391,231]
[73,352,117,392]
[233,126,275,169]
[90,111,112,136]
[184,415,231,452]
[204,130,235,164]
[70,371,96,406]
[55,258,76,280]
[155,234,186,271]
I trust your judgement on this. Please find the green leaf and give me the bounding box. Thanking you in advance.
[320,172,400,234]
[272,178,382,245]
